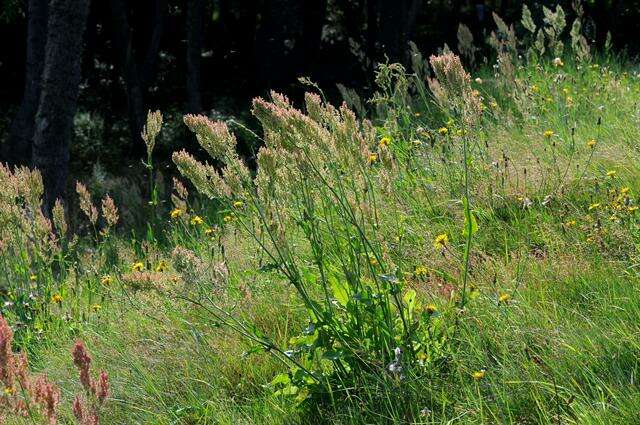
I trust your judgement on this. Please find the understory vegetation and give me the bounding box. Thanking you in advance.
[3,6,640,424]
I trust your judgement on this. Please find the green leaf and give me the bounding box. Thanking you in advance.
[403,289,417,314]
[462,198,478,237]
[330,276,349,307]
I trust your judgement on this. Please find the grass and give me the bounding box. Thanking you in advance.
[4,46,640,423]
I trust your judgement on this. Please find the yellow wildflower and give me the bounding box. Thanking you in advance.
[565,220,577,227]
[379,136,391,148]
[369,257,379,267]
[190,215,204,226]
[472,370,486,380]
[368,153,378,164]
[587,139,596,148]
[233,200,244,209]
[606,170,616,178]
[433,233,449,250]
[205,228,216,236]
[29,274,37,282]
[490,100,498,108]
[498,293,511,303]
[100,275,113,285]
[543,130,554,139]
[170,208,183,219]
[155,260,168,272]
[51,293,63,304]
[3,387,14,396]
[132,262,144,272]
[414,266,428,277]
[588,203,601,211]
[91,304,102,312]
[531,84,539,93]
[621,187,630,195]
[425,304,437,314]
[629,206,639,213]
[438,127,448,135]
[223,215,234,223]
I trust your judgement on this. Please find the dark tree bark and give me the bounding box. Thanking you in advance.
[109,0,145,151]
[140,0,167,90]
[33,0,90,212]
[186,0,204,113]
[4,0,48,167]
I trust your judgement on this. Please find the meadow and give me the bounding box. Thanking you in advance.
[2,7,640,424]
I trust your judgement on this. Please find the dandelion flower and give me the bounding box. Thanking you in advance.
[438,127,449,136]
[587,139,597,148]
[379,136,391,148]
[472,370,486,380]
[606,170,616,178]
[490,100,498,108]
[629,206,639,213]
[531,84,539,93]
[369,257,379,266]
[368,153,378,164]
[170,208,183,219]
[100,275,113,285]
[498,293,510,303]
[190,215,204,226]
[51,294,63,304]
[621,187,630,195]
[588,203,601,211]
[565,219,577,227]
[132,262,144,272]
[205,228,216,236]
[29,274,37,282]
[91,304,102,312]
[543,130,554,139]
[414,266,428,277]
[155,260,168,272]
[425,304,437,314]
[433,233,449,250]
[223,215,234,223]
[232,200,244,209]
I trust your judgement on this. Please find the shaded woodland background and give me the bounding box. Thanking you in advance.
[0,0,638,208]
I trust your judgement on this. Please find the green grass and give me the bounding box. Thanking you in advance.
[4,52,640,424]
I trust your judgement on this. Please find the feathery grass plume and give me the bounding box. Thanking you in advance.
[52,199,68,236]
[489,12,517,55]
[76,182,98,225]
[183,114,236,160]
[428,53,483,122]
[101,195,119,229]
[570,16,590,62]
[141,110,163,159]
[543,5,567,57]
[172,150,231,199]
[457,23,478,67]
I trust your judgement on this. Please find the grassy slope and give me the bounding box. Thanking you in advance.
[22,56,640,424]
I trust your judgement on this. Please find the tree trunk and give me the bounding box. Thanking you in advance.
[186,0,203,113]
[4,0,48,167]
[140,0,167,90]
[33,0,90,212]
[109,0,145,151]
